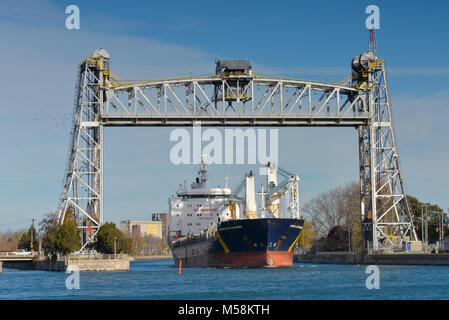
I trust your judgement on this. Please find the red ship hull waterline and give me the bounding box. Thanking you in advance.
[174,251,294,268]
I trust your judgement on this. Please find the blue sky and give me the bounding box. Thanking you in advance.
[0,0,448,231]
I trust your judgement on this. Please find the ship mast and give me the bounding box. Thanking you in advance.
[198,155,208,188]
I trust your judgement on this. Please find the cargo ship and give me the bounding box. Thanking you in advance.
[168,157,304,268]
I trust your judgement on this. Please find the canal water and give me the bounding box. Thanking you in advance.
[1,259,449,299]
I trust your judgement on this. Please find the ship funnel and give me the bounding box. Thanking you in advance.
[244,171,258,219]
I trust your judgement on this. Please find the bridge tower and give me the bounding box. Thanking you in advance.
[58,49,109,250]
[355,30,417,251]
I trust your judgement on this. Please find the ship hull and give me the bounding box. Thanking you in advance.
[169,218,303,268]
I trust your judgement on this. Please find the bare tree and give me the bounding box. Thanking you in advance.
[303,182,360,240]
[38,211,59,238]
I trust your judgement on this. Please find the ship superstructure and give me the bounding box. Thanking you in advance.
[168,158,236,239]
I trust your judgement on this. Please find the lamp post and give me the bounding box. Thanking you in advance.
[30,218,34,254]
[428,210,446,242]
[348,228,351,253]
[418,204,428,253]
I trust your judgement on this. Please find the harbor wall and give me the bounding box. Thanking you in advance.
[3,260,66,271]
[3,257,130,272]
[131,254,172,261]
[294,252,449,266]
[69,258,129,271]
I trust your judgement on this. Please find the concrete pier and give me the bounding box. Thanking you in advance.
[294,252,449,266]
[3,255,130,272]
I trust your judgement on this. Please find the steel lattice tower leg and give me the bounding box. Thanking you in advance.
[358,59,417,252]
[58,49,109,250]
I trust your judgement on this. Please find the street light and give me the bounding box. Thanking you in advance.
[348,228,351,253]
[418,204,429,253]
[30,218,34,254]
[428,210,446,241]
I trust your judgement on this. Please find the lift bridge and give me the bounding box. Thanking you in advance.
[57,32,417,252]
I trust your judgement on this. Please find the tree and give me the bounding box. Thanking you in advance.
[324,226,351,251]
[56,211,81,255]
[407,195,447,243]
[42,224,59,258]
[38,211,59,238]
[121,237,133,255]
[0,229,25,251]
[40,209,81,258]
[95,222,132,254]
[308,225,352,252]
[303,182,361,249]
[18,225,39,251]
[298,220,315,249]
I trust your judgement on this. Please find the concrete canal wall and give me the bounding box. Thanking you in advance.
[68,258,129,271]
[3,256,130,272]
[131,254,172,261]
[294,252,449,266]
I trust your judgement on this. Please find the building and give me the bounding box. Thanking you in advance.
[215,60,252,76]
[120,220,162,239]
[152,213,169,240]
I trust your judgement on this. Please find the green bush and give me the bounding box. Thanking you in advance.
[95,222,132,254]
[41,209,81,258]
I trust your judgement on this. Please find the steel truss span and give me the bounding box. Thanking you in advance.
[102,76,369,127]
[58,48,416,252]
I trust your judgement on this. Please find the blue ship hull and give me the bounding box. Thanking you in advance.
[170,218,304,267]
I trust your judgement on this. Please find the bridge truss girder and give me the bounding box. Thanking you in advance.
[102,76,369,126]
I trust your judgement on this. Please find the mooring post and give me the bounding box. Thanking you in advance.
[0,261,3,274]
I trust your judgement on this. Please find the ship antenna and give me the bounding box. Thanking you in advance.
[369,29,376,55]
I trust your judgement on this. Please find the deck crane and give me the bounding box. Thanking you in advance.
[223,171,258,219]
[213,172,247,220]
[223,164,300,220]
[263,162,300,219]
